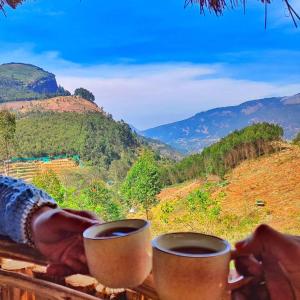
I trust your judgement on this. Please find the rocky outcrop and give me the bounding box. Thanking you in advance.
[27,74,58,94]
[0,63,61,102]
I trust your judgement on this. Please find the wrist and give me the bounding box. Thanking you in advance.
[31,206,53,228]
[27,205,56,247]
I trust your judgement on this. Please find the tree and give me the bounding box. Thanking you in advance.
[32,170,65,205]
[121,150,162,219]
[57,85,71,96]
[81,180,124,221]
[0,110,16,175]
[74,88,95,102]
[293,132,300,146]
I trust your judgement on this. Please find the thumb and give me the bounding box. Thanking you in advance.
[63,209,103,223]
[58,210,100,233]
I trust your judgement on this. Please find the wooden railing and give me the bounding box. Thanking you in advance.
[0,236,158,300]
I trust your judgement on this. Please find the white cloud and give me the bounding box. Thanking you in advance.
[0,44,78,70]
[0,46,299,129]
[57,65,300,129]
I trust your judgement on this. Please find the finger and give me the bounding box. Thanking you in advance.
[232,290,247,300]
[232,283,270,300]
[47,264,73,277]
[262,254,295,300]
[63,209,102,222]
[63,243,87,265]
[234,254,264,278]
[57,210,99,233]
[64,258,89,275]
[235,224,300,273]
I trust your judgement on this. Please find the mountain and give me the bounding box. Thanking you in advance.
[11,106,140,170]
[0,63,65,102]
[129,124,142,134]
[140,136,184,161]
[142,94,300,153]
[1,95,180,178]
[0,95,103,114]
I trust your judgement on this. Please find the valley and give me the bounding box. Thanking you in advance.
[0,62,299,245]
[136,143,300,243]
[142,94,300,153]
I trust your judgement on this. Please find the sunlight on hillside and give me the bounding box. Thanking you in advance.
[131,144,300,244]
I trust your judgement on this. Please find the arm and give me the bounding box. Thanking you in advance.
[0,176,101,275]
[0,176,57,245]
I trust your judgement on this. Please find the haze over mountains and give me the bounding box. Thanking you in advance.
[2,62,300,156]
[142,94,300,153]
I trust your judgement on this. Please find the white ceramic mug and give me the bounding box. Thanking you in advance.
[152,232,238,300]
[83,219,152,288]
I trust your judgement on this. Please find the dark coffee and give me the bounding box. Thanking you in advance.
[170,246,217,255]
[96,227,137,238]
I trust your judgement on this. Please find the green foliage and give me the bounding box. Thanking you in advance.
[168,123,283,182]
[186,188,221,220]
[14,111,139,173]
[74,88,95,102]
[57,85,71,96]
[0,110,16,161]
[148,180,265,244]
[79,180,124,221]
[33,171,124,221]
[121,150,162,218]
[32,170,65,205]
[293,132,300,146]
[160,202,175,224]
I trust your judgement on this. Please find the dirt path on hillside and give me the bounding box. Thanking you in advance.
[158,180,203,202]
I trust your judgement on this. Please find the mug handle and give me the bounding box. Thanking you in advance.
[228,275,254,291]
[227,251,254,291]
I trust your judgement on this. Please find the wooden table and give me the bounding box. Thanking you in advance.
[0,236,158,300]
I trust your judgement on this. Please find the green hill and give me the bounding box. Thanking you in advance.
[162,123,284,184]
[14,111,140,171]
[0,63,66,102]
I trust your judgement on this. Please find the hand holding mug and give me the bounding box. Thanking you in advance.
[232,224,300,300]
[31,207,101,276]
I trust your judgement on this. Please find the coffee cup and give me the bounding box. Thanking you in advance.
[83,219,152,288]
[152,232,234,300]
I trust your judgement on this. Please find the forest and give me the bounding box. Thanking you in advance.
[161,123,284,184]
[14,111,140,171]
[0,109,295,228]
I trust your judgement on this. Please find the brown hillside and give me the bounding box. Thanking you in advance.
[0,96,103,114]
[218,144,300,234]
[141,144,300,242]
[157,180,204,202]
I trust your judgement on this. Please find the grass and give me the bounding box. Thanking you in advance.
[131,143,300,245]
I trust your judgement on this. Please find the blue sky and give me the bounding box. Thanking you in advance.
[0,0,300,129]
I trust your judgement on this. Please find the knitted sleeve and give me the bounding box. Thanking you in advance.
[0,176,57,244]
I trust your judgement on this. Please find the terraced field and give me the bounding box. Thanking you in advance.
[0,159,79,182]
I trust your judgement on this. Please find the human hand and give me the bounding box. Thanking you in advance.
[232,224,300,300]
[31,207,102,276]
